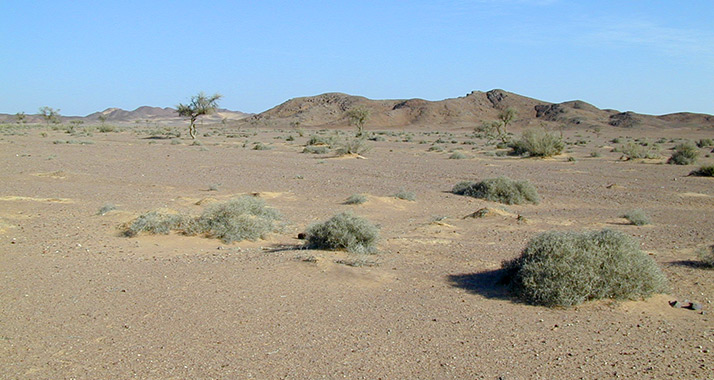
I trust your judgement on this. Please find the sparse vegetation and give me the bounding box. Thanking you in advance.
[617,142,658,160]
[667,142,699,165]
[97,204,116,216]
[452,177,539,205]
[122,196,281,243]
[689,165,714,177]
[509,128,564,157]
[304,211,379,254]
[346,106,370,137]
[344,194,368,205]
[335,137,370,156]
[39,106,61,125]
[449,151,468,159]
[696,245,714,268]
[393,189,416,201]
[502,229,668,307]
[302,145,330,154]
[622,209,650,226]
[176,92,222,139]
[696,138,714,148]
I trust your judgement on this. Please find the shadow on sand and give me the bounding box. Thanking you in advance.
[446,268,514,301]
[669,260,711,270]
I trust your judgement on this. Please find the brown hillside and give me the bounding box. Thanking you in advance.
[246,89,714,131]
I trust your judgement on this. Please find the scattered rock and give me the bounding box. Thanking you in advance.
[670,300,684,308]
[689,303,703,311]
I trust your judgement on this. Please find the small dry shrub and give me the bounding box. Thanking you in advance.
[449,151,468,159]
[689,165,714,177]
[667,142,699,165]
[335,137,371,155]
[305,212,379,254]
[697,245,714,268]
[393,189,416,201]
[617,142,658,160]
[344,194,367,205]
[122,196,281,243]
[509,128,564,157]
[502,229,668,307]
[622,209,650,226]
[452,177,539,205]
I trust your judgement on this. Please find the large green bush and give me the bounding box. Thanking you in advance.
[305,212,379,254]
[502,229,668,307]
[509,128,564,157]
[452,177,539,205]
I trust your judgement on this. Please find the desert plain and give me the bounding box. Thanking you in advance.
[1,93,713,379]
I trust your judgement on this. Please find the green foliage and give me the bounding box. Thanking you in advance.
[509,128,564,157]
[344,194,368,205]
[696,138,714,148]
[346,106,370,137]
[393,189,416,201]
[302,145,329,154]
[39,106,61,125]
[617,142,659,160]
[196,196,281,243]
[176,92,222,139]
[689,165,714,177]
[622,209,650,226]
[122,196,281,243]
[305,211,379,254]
[667,142,699,165]
[697,245,714,268]
[123,211,184,237]
[97,204,116,216]
[335,137,371,156]
[452,177,539,205]
[502,229,668,307]
[306,135,335,146]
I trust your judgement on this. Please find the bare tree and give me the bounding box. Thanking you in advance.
[176,92,222,139]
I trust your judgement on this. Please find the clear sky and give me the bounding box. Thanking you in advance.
[1,1,713,116]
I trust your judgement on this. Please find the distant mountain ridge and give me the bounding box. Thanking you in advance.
[2,90,712,129]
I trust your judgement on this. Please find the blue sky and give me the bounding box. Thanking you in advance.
[1,1,713,116]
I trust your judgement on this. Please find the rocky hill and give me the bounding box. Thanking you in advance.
[245,89,714,130]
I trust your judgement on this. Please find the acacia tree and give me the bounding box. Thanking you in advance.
[176,92,222,139]
[346,106,370,137]
[39,106,60,125]
[496,107,517,142]
[15,112,26,125]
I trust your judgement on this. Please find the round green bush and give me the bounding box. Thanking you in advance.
[305,212,379,254]
[502,229,668,307]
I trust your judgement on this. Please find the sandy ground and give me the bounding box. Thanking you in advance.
[1,124,713,379]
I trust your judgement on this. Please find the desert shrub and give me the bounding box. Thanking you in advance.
[509,128,564,157]
[305,212,379,254]
[449,151,468,159]
[502,229,668,307]
[590,151,601,157]
[428,145,445,152]
[393,189,416,201]
[306,135,335,146]
[696,138,714,148]
[344,194,367,205]
[697,245,714,268]
[170,138,182,145]
[689,165,714,177]
[122,196,281,243]
[97,204,116,216]
[667,142,699,165]
[98,125,116,133]
[452,177,539,205]
[123,211,184,237]
[617,142,658,160]
[335,137,370,155]
[622,209,650,226]
[196,196,281,243]
[302,145,329,154]
[253,142,271,150]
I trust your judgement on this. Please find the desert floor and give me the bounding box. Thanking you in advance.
[1,124,712,379]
